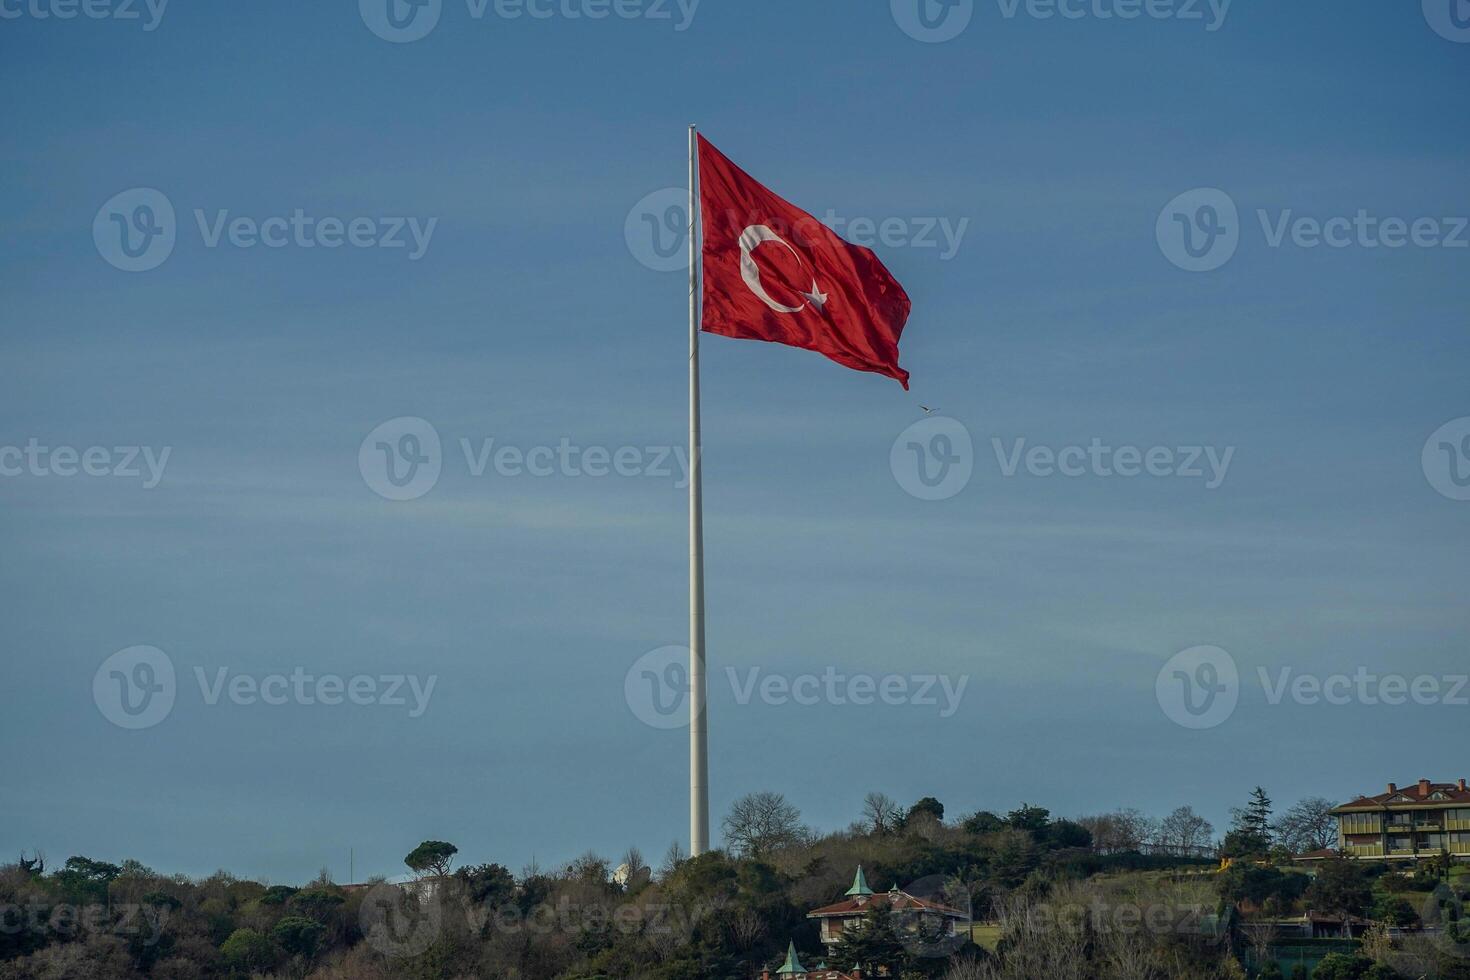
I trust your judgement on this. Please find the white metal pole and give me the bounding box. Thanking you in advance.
[688,124,709,857]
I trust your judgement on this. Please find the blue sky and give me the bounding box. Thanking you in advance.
[2,1,1467,884]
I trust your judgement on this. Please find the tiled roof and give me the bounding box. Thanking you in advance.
[1333,781,1470,811]
[808,889,968,919]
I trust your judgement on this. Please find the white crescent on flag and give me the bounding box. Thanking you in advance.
[738,225,828,315]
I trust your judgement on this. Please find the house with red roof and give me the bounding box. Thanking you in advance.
[806,866,971,951]
[758,942,864,980]
[1331,778,1470,861]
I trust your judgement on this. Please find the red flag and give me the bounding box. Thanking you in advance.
[697,135,912,388]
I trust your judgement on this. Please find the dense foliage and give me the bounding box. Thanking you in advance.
[2,789,1467,979]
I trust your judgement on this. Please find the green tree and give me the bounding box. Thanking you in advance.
[988,828,1040,888]
[1310,952,1399,980]
[905,797,946,826]
[404,840,458,879]
[52,855,122,904]
[1042,819,1092,850]
[1216,864,1308,910]
[961,811,1004,835]
[271,915,325,959]
[259,884,299,906]
[1223,788,1275,857]
[220,927,277,973]
[457,862,516,905]
[1370,893,1419,927]
[289,887,344,923]
[832,910,907,976]
[1005,804,1050,833]
[1306,858,1372,917]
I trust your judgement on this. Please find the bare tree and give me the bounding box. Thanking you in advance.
[1159,806,1215,854]
[862,792,903,836]
[721,791,805,858]
[658,840,687,880]
[1243,919,1278,976]
[616,847,649,889]
[1077,809,1159,853]
[1275,797,1338,853]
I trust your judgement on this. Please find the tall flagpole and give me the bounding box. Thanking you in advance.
[688,124,709,857]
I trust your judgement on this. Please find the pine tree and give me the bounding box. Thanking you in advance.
[831,910,907,976]
[1222,787,1274,856]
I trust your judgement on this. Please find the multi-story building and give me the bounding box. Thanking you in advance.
[1331,778,1470,861]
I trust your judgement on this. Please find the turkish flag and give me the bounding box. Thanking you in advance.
[697,135,912,388]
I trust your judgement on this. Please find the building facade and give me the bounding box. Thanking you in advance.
[806,866,970,950]
[1331,778,1470,861]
